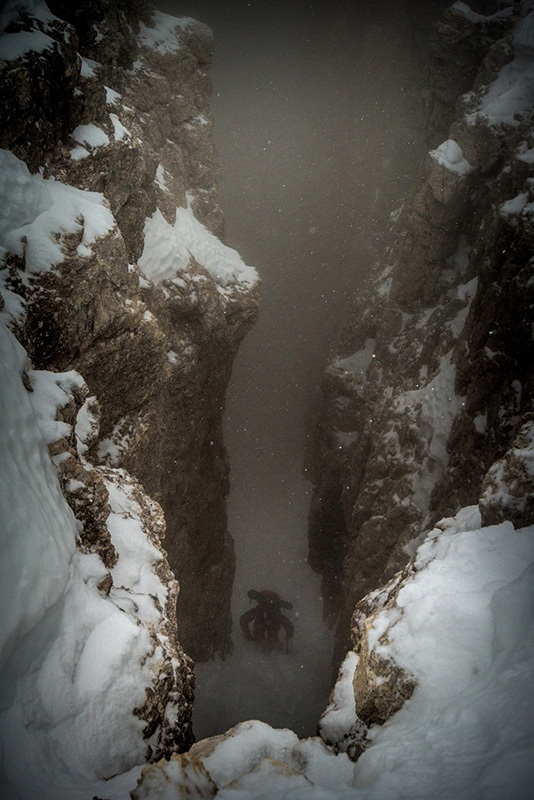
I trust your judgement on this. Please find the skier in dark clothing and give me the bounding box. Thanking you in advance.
[240,589,294,652]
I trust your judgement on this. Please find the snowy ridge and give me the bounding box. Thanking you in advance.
[0,149,115,274]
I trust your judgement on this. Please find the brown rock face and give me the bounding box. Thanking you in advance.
[1,2,258,672]
[308,2,534,662]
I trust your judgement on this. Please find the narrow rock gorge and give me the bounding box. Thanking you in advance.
[0,1,533,798]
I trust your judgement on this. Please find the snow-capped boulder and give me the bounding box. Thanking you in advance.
[133,720,355,798]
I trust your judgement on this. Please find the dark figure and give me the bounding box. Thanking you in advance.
[240,589,294,652]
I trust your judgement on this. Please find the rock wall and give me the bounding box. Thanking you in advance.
[0,0,259,668]
[308,0,534,659]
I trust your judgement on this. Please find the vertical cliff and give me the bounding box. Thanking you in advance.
[0,0,258,794]
[0,0,259,665]
[309,0,534,657]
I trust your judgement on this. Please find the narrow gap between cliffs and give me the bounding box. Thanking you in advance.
[155,0,442,739]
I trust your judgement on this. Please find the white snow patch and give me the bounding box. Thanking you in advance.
[27,368,84,445]
[80,56,99,78]
[500,186,534,219]
[105,475,165,611]
[395,354,462,514]
[138,10,195,55]
[517,140,534,163]
[105,85,122,105]
[329,339,376,397]
[0,28,54,61]
[197,719,353,797]
[430,139,474,175]
[155,164,170,193]
[138,205,258,289]
[319,652,361,752]
[97,415,148,466]
[75,397,100,457]
[467,13,534,127]
[0,150,114,273]
[109,113,131,142]
[71,122,110,149]
[70,144,90,160]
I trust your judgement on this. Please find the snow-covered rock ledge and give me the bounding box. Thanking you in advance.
[317,506,534,798]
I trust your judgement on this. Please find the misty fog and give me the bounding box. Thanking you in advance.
[156,0,441,738]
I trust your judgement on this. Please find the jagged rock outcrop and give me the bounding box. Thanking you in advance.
[0,0,259,668]
[317,500,534,780]
[308,0,534,658]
